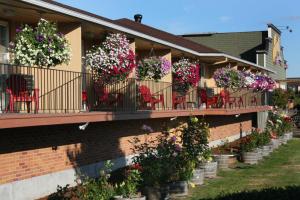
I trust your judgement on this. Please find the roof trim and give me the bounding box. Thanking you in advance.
[20,0,217,55]
[20,0,275,73]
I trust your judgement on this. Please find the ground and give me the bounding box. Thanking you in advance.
[185,138,300,200]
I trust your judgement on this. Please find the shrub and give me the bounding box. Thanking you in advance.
[79,161,115,200]
[114,166,142,198]
[272,88,288,109]
[240,129,260,152]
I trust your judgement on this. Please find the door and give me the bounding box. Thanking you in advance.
[0,21,9,63]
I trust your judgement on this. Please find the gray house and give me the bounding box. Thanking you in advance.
[182,24,287,81]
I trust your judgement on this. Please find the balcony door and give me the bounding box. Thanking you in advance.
[0,21,9,63]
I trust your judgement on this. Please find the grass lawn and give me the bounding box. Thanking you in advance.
[185,138,300,200]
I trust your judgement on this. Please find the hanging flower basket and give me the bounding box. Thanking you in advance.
[243,72,276,91]
[213,67,245,89]
[85,33,136,83]
[137,56,171,81]
[9,19,71,68]
[172,58,200,91]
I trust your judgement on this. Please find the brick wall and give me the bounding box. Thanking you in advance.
[0,114,253,185]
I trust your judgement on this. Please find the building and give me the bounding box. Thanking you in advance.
[182,24,287,81]
[0,0,272,199]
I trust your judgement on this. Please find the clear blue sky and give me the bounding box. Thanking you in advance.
[57,0,299,78]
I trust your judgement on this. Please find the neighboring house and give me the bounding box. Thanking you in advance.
[182,24,287,81]
[0,0,273,199]
[278,78,300,93]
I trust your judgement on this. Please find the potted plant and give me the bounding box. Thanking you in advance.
[281,115,293,141]
[9,18,71,67]
[78,160,115,200]
[172,58,200,92]
[257,130,272,157]
[213,67,245,90]
[131,135,172,200]
[114,166,145,200]
[137,56,171,81]
[240,130,261,165]
[214,139,237,169]
[198,150,218,179]
[85,33,136,83]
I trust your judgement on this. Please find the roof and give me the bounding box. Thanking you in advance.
[114,18,219,53]
[20,0,275,73]
[181,30,266,37]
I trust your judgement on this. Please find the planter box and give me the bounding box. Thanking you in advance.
[254,148,263,160]
[191,168,204,185]
[199,161,218,179]
[214,154,236,169]
[114,196,146,200]
[242,151,258,164]
[284,132,293,141]
[271,139,280,149]
[262,145,271,157]
[143,186,169,200]
[169,181,188,197]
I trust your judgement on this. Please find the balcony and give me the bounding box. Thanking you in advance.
[0,64,271,128]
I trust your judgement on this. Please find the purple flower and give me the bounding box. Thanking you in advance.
[175,144,182,152]
[141,124,154,132]
[170,136,177,142]
[36,35,44,42]
[16,27,21,33]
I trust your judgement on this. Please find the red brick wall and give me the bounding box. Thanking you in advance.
[0,114,253,184]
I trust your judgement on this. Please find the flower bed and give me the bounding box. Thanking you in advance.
[85,33,135,83]
[9,19,70,67]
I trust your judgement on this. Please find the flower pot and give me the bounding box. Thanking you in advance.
[199,161,218,179]
[191,168,204,185]
[254,148,263,160]
[279,136,287,145]
[143,186,169,200]
[261,145,271,157]
[214,154,231,169]
[169,181,188,197]
[271,139,280,149]
[114,196,146,200]
[242,151,258,164]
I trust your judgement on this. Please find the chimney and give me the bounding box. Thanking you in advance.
[134,14,142,23]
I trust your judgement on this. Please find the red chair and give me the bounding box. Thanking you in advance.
[251,96,258,106]
[220,89,236,108]
[6,75,39,113]
[172,91,186,109]
[94,84,123,108]
[139,85,164,110]
[199,88,218,108]
[237,96,244,108]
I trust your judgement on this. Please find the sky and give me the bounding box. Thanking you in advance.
[57,0,300,77]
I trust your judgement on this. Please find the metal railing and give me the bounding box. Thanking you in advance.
[0,63,269,114]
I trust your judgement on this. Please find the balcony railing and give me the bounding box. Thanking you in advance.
[0,63,270,115]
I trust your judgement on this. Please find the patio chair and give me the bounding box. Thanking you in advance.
[139,85,164,110]
[172,91,186,109]
[94,84,123,109]
[220,89,236,108]
[199,88,218,108]
[5,74,39,113]
[251,96,258,106]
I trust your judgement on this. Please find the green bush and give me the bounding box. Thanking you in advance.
[272,88,289,109]
[79,161,115,200]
